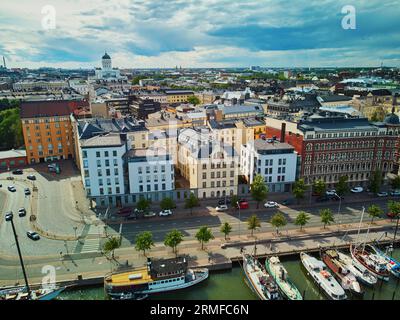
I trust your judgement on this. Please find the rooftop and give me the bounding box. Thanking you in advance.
[0,149,26,160]
[252,139,295,152]
[20,100,88,118]
[80,133,125,148]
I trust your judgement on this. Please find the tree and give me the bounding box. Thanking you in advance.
[270,212,287,235]
[102,236,121,259]
[250,174,269,208]
[367,204,383,224]
[160,197,176,210]
[370,106,386,122]
[185,192,199,215]
[135,231,154,256]
[220,222,232,240]
[336,176,350,196]
[164,229,184,256]
[247,214,261,236]
[230,195,239,208]
[390,175,400,190]
[136,197,151,212]
[187,95,201,105]
[313,179,326,196]
[320,209,334,229]
[195,226,214,250]
[292,179,307,204]
[369,170,383,194]
[294,211,310,231]
[388,201,400,240]
[0,108,23,151]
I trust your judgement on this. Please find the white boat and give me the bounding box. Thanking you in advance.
[300,252,347,300]
[335,251,377,287]
[242,253,280,300]
[0,286,65,300]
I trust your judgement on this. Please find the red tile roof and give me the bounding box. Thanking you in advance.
[20,100,89,119]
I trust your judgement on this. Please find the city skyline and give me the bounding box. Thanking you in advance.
[1,0,400,69]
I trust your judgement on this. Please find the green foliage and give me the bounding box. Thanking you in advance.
[370,106,386,122]
[103,236,121,259]
[160,197,176,210]
[131,75,149,85]
[195,226,214,250]
[0,108,23,151]
[136,197,151,211]
[367,204,383,223]
[185,192,199,214]
[187,95,201,105]
[336,176,350,196]
[313,179,326,196]
[292,179,307,203]
[250,174,269,208]
[320,208,334,229]
[230,195,239,208]
[164,229,184,255]
[270,212,287,234]
[0,98,20,111]
[388,201,400,219]
[294,211,310,231]
[369,170,383,194]
[134,231,154,256]
[390,176,400,190]
[220,222,232,240]
[247,214,261,236]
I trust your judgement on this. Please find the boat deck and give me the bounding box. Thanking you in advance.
[106,267,153,286]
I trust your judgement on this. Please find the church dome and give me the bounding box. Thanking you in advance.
[102,52,111,60]
[384,109,400,125]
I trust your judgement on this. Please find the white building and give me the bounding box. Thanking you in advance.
[80,133,129,207]
[241,139,298,193]
[126,147,175,202]
[94,52,127,82]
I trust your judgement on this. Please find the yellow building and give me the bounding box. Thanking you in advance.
[165,90,194,104]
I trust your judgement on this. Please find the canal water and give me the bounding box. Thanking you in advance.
[58,248,400,300]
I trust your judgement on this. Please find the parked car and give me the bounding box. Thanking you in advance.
[5,212,13,221]
[27,174,36,181]
[387,212,397,219]
[27,231,40,241]
[144,211,156,218]
[7,185,16,192]
[316,195,330,202]
[12,169,23,175]
[159,209,172,217]
[390,190,400,196]
[216,204,228,212]
[351,186,364,193]
[24,188,31,196]
[218,198,231,206]
[18,208,26,217]
[282,198,294,206]
[326,190,337,196]
[377,191,388,197]
[117,207,133,216]
[237,200,249,209]
[264,201,279,208]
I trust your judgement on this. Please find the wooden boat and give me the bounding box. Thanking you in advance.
[320,249,363,296]
[350,244,390,281]
[300,252,347,300]
[265,256,302,300]
[368,244,400,279]
[242,253,280,300]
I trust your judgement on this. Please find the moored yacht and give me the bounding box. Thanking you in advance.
[369,244,400,279]
[300,252,347,300]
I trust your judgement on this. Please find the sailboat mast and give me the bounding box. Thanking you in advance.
[356,206,365,247]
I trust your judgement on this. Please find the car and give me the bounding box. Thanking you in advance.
[351,186,364,193]
[390,190,400,196]
[216,204,229,212]
[117,207,133,216]
[159,209,172,217]
[27,231,40,241]
[237,200,249,209]
[218,198,231,206]
[264,201,279,208]
[144,211,156,218]
[377,191,388,197]
[5,212,13,221]
[24,188,31,196]
[326,190,337,196]
[12,169,23,175]
[316,195,330,202]
[387,212,397,219]
[282,199,294,206]
[18,208,26,217]
[27,174,36,181]
[7,185,16,192]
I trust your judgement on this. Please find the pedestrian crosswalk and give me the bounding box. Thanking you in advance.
[80,238,100,253]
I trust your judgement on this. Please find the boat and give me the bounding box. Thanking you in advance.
[333,250,377,287]
[0,286,65,300]
[367,244,400,279]
[104,257,208,300]
[265,256,302,300]
[242,253,280,300]
[300,252,347,300]
[320,249,363,296]
[350,244,390,281]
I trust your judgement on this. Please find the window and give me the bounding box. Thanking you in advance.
[82,151,87,158]
[104,151,109,157]
[113,151,117,157]
[96,151,100,158]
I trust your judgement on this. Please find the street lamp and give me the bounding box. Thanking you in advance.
[73,226,78,238]
[5,213,31,294]
[236,201,241,239]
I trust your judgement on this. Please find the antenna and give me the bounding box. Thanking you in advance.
[2,56,6,69]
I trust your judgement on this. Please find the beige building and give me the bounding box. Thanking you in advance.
[165,90,194,104]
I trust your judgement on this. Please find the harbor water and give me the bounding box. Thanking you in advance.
[58,248,400,300]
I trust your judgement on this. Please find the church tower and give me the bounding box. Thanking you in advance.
[102,52,112,70]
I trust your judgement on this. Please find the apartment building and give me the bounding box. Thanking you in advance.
[20,100,88,164]
[241,139,298,193]
[165,90,194,104]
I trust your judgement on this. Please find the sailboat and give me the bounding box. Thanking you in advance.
[368,243,400,278]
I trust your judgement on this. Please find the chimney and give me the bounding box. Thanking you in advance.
[280,123,286,143]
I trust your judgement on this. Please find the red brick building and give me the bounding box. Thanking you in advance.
[0,149,27,171]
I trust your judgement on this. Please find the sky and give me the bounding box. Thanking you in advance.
[0,0,399,69]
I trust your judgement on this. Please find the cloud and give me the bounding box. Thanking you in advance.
[0,0,399,68]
